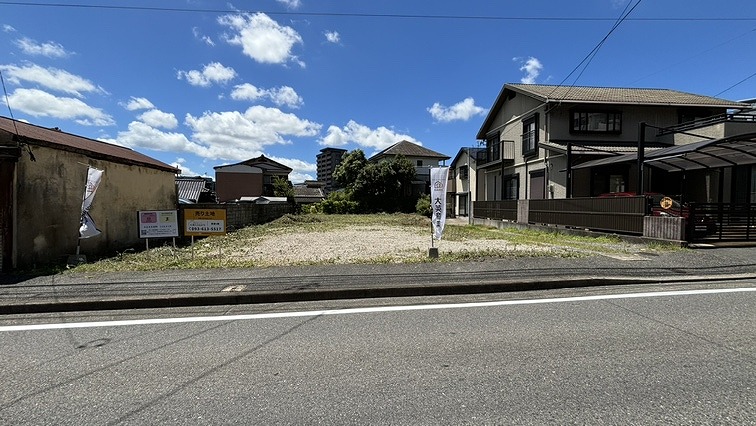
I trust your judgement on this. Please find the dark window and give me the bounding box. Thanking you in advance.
[459,165,469,180]
[486,133,500,162]
[571,111,622,133]
[503,174,519,200]
[416,160,423,166]
[458,193,468,216]
[522,114,539,157]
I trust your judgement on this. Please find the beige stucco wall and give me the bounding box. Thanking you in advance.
[15,145,177,267]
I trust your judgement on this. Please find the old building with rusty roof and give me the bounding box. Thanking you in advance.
[0,116,179,270]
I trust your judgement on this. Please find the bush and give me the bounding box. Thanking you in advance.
[311,190,361,214]
[416,194,431,217]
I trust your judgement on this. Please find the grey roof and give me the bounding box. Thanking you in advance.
[214,154,292,173]
[450,147,486,168]
[541,141,664,156]
[369,140,450,162]
[0,116,179,173]
[507,84,750,108]
[176,178,208,202]
[477,84,751,140]
[293,185,325,203]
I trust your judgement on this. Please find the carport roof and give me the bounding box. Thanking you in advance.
[644,132,756,171]
[571,133,756,172]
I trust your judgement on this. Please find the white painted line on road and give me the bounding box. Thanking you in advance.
[1,287,754,332]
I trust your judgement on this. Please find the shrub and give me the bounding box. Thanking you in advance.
[416,194,432,217]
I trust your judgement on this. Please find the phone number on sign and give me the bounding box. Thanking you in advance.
[186,220,224,233]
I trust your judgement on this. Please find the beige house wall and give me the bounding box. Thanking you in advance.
[15,145,177,267]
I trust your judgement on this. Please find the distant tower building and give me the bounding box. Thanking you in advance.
[317,147,347,194]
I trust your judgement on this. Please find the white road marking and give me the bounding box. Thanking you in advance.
[1,287,754,332]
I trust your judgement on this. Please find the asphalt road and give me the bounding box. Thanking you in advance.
[1,282,754,425]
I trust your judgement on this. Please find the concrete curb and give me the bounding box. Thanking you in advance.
[3,273,754,315]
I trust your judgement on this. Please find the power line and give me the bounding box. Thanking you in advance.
[548,0,643,99]
[715,71,756,97]
[0,1,754,22]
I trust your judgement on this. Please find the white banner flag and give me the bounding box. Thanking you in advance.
[81,167,103,212]
[430,167,449,240]
[79,167,103,239]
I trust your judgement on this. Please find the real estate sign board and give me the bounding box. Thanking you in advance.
[184,208,227,236]
[138,210,179,238]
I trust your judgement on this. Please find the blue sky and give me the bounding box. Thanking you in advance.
[1,0,755,182]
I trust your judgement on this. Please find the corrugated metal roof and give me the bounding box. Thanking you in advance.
[370,140,450,162]
[0,116,179,173]
[176,178,207,202]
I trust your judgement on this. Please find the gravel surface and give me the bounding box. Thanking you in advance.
[221,223,637,267]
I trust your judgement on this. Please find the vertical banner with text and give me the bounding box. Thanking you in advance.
[430,167,449,240]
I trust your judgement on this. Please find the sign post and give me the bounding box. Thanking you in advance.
[183,208,227,261]
[138,210,179,250]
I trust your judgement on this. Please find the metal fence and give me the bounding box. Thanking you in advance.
[688,203,756,242]
[474,196,648,235]
[473,200,518,221]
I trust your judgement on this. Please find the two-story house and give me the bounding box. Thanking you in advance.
[475,84,753,204]
[369,140,450,195]
[448,147,486,217]
[214,155,292,202]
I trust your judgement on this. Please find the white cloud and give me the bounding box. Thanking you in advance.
[276,0,302,9]
[427,97,487,123]
[184,106,321,160]
[230,83,265,101]
[122,96,155,111]
[218,13,304,66]
[192,27,215,46]
[515,56,543,84]
[0,63,104,97]
[109,121,209,155]
[172,158,206,177]
[3,25,16,33]
[177,62,237,87]
[231,83,303,108]
[138,109,178,129]
[14,37,71,58]
[324,31,340,44]
[318,120,419,150]
[6,88,114,126]
[269,155,316,183]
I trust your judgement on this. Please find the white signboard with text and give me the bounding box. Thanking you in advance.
[138,210,179,238]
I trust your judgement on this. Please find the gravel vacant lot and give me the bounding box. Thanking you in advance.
[76,215,669,272]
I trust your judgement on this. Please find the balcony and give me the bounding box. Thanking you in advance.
[657,113,756,145]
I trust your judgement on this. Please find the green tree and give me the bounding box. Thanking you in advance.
[353,155,417,213]
[333,149,366,190]
[272,176,294,198]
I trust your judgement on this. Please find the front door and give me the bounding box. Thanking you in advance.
[530,170,545,199]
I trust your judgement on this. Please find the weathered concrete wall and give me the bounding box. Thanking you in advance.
[15,146,177,267]
[178,202,293,233]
